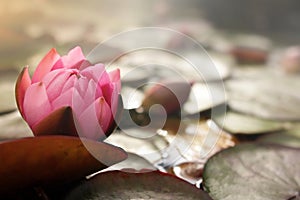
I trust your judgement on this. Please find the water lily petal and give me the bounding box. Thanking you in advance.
[61,74,77,93]
[77,97,109,140]
[23,82,52,127]
[52,46,86,70]
[105,94,123,136]
[83,80,100,107]
[72,89,85,116]
[42,69,64,88]
[46,71,75,102]
[15,66,31,117]
[99,70,110,87]
[110,83,119,115]
[98,70,117,105]
[75,77,90,99]
[51,87,74,111]
[95,97,112,136]
[81,64,105,83]
[109,68,121,92]
[32,48,60,83]
[101,83,114,106]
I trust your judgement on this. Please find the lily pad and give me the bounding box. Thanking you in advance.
[184,82,226,116]
[92,153,156,175]
[257,125,300,148]
[0,69,18,114]
[214,111,285,135]
[0,111,32,140]
[0,136,127,194]
[107,119,236,170]
[203,143,300,200]
[226,71,300,121]
[64,171,212,200]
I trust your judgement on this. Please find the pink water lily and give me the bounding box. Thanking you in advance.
[15,46,122,140]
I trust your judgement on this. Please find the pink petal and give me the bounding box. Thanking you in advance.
[95,97,112,135]
[110,83,119,115]
[98,71,114,104]
[109,68,121,92]
[78,60,92,70]
[15,66,31,117]
[72,79,102,117]
[72,89,85,115]
[101,83,114,106]
[42,69,64,88]
[46,70,75,102]
[99,70,110,87]
[23,82,52,127]
[52,46,86,70]
[81,64,105,83]
[32,48,60,83]
[77,97,111,140]
[51,87,74,111]
[61,74,77,93]
[83,80,100,107]
[75,77,90,99]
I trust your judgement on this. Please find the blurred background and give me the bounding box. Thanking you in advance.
[1,0,300,113]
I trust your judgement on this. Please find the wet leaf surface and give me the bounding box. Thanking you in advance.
[64,170,212,200]
[226,69,300,121]
[107,119,236,170]
[0,136,127,195]
[214,111,286,135]
[257,125,300,148]
[94,152,156,174]
[203,143,300,200]
[171,162,204,185]
[0,111,32,140]
[184,82,226,115]
[0,69,18,114]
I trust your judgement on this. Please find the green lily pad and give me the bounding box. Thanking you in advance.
[214,111,285,135]
[64,171,212,200]
[203,143,300,200]
[257,125,300,148]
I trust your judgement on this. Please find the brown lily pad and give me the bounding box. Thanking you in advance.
[0,136,127,195]
[64,170,212,200]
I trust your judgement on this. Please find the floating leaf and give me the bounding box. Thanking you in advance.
[0,111,32,140]
[203,143,300,200]
[183,82,226,115]
[107,119,236,169]
[121,86,144,109]
[226,72,300,121]
[257,125,300,148]
[0,136,127,194]
[172,162,204,185]
[105,130,168,165]
[214,111,285,135]
[0,69,18,114]
[94,153,156,174]
[64,171,212,200]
